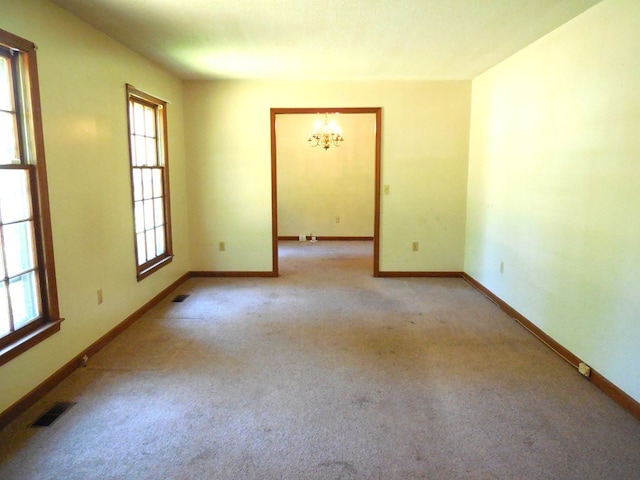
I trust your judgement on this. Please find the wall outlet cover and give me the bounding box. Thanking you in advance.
[578,362,591,377]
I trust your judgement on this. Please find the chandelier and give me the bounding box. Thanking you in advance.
[307,114,344,150]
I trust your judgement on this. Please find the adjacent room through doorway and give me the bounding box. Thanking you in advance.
[270,108,382,276]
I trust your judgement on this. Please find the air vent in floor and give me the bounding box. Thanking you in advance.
[31,402,76,427]
[172,294,190,302]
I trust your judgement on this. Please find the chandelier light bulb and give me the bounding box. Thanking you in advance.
[308,114,344,150]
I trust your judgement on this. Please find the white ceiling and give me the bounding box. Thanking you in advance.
[50,0,603,81]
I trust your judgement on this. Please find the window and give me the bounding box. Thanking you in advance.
[0,29,61,366]
[126,85,172,280]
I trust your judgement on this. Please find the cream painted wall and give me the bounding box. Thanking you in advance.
[184,81,471,272]
[276,113,376,238]
[466,0,640,402]
[0,0,189,414]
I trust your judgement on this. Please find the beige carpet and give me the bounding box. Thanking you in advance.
[1,241,639,479]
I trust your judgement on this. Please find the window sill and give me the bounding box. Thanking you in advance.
[0,318,64,368]
[137,255,174,281]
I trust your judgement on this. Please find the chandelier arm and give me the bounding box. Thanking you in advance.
[307,114,344,150]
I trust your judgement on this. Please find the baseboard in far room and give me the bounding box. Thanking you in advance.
[278,236,374,241]
[377,271,463,278]
[0,272,191,431]
[190,271,277,278]
[462,273,640,423]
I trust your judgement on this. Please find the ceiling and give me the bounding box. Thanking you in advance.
[50,0,603,81]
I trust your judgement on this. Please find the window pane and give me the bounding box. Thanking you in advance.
[155,226,165,256]
[144,106,155,137]
[142,168,153,199]
[133,102,145,135]
[129,137,137,166]
[145,137,156,166]
[0,31,61,357]
[0,111,19,165]
[132,168,142,201]
[145,230,156,262]
[127,88,171,278]
[0,56,12,112]
[134,201,145,234]
[134,135,146,166]
[153,197,164,226]
[0,232,5,277]
[152,168,163,197]
[0,282,10,337]
[9,271,40,328]
[143,199,154,231]
[128,104,135,137]
[0,168,31,222]
[4,220,36,277]
[136,232,146,264]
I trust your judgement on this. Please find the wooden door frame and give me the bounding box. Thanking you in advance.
[270,107,382,276]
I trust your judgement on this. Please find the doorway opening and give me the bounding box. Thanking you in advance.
[270,107,382,276]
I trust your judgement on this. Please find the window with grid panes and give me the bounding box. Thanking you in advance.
[126,85,172,280]
[0,29,61,366]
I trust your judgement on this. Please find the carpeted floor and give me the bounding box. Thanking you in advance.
[1,241,639,479]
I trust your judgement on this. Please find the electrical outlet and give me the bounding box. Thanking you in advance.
[412,242,419,251]
[335,216,340,223]
[219,242,225,251]
[578,362,591,377]
[97,289,103,305]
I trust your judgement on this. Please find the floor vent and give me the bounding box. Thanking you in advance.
[31,402,76,428]
[172,294,190,303]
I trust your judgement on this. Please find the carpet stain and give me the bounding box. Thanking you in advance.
[318,460,357,479]
[188,447,217,465]
[352,396,372,408]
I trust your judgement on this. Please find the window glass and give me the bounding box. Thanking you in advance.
[155,226,165,256]
[145,138,155,165]
[0,56,18,166]
[141,168,153,199]
[0,111,18,165]
[154,197,163,225]
[127,85,172,279]
[133,102,145,136]
[132,168,142,201]
[0,56,12,110]
[145,230,155,261]
[134,202,144,233]
[0,282,9,337]
[4,220,37,277]
[136,233,146,264]
[152,169,162,196]
[0,232,5,275]
[143,199,154,231]
[0,169,31,221]
[144,106,155,137]
[0,31,61,365]
[134,136,145,166]
[10,271,40,328]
